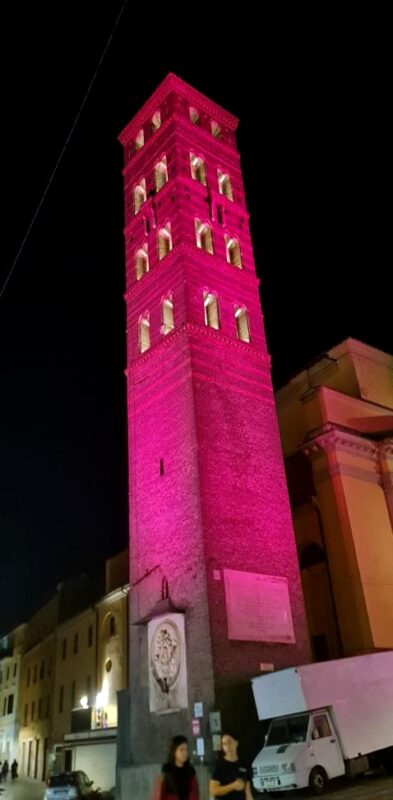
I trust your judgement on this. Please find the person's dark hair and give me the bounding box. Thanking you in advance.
[221,730,239,743]
[167,734,189,765]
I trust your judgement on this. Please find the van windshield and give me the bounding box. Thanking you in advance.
[266,715,310,746]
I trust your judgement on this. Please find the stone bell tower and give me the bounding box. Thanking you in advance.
[118,73,310,794]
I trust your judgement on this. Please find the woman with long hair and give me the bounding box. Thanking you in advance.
[152,735,199,800]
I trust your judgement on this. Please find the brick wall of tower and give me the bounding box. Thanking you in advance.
[127,331,216,763]
[120,74,310,766]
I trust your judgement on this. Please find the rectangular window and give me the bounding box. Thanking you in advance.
[6,667,10,681]
[38,697,42,720]
[33,664,37,683]
[312,715,332,739]
[59,686,64,714]
[31,700,35,721]
[46,695,51,719]
[13,663,17,678]
[71,681,76,709]
[24,703,28,726]
[7,694,14,715]
[62,639,67,660]
[3,698,6,716]
[39,661,45,680]
[73,633,78,655]
[27,668,31,688]
[88,625,93,648]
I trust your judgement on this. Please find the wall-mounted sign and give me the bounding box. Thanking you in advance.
[223,569,295,644]
[196,737,205,757]
[209,711,221,732]
[192,719,201,736]
[193,701,203,718]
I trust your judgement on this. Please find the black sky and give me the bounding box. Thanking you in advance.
[1,3,392,634]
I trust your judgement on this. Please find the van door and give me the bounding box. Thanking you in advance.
[310,712,345,778]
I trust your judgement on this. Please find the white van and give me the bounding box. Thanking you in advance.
[251,652,393,794]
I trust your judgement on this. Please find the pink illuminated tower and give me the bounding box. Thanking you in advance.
[118,74,310,783]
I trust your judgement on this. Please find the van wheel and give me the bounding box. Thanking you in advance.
[309,766,328,794]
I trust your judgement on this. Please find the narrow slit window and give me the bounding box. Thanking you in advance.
[195,220,213,254]
[161,296,174,334]
[218,171,233,201]
[155,156,168,191]
[151,111,161,132]
[139,315,150,353]
[225,236,242,267]
[204,293,220,330]
[157,225,172,259]
[135,245,149,281]
[135,129,144,150]
[190,154,206,185]
[189,106,200,124]
[134,180,147,214]
[235,307,250,342]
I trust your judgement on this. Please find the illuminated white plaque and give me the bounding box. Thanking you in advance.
[223,569,295,643]
[148,613,188,713]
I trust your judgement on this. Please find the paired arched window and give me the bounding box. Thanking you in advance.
[151,111,161,132]
[204,293,220,330]
[218,170,233,200]
[235,307,250,342]
[195,220,214,254]
[135,245,149,281]
[161,296,174,334]
[139,314,150,353]
[190,153,206,185]
[134,180,146,214]
[154,156,168,191]
[189,106,200,125]
[225,235,242,268]
[134,129,144,150]
[157,224,172,259]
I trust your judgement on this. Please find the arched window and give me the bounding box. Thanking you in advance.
[190,153,206,185]
[151,110,161,132]
[218,170,233,201]
[235,307,250,342]
[135,245,149,281]
[155,156,168,191]
[211,121,221,138]
[300,542,326,570]
[139,314,150,353]
[109,616,116,637]
[134,179,146,214]
[195,220,213,254]
[135,129,144,150]
[161,296,174,334]
[225,236,242,267]
[204,293,220,330]
[189,106,200,125]
[157,224,172,259]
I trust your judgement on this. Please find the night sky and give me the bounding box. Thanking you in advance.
[1,4,392,634]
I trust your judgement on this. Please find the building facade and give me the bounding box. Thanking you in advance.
[276,338,393,660]
[0,624,26,765]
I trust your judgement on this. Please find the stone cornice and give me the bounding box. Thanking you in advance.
[125,322,270,377]
[302,424,379,461]
[118,73,238,147]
